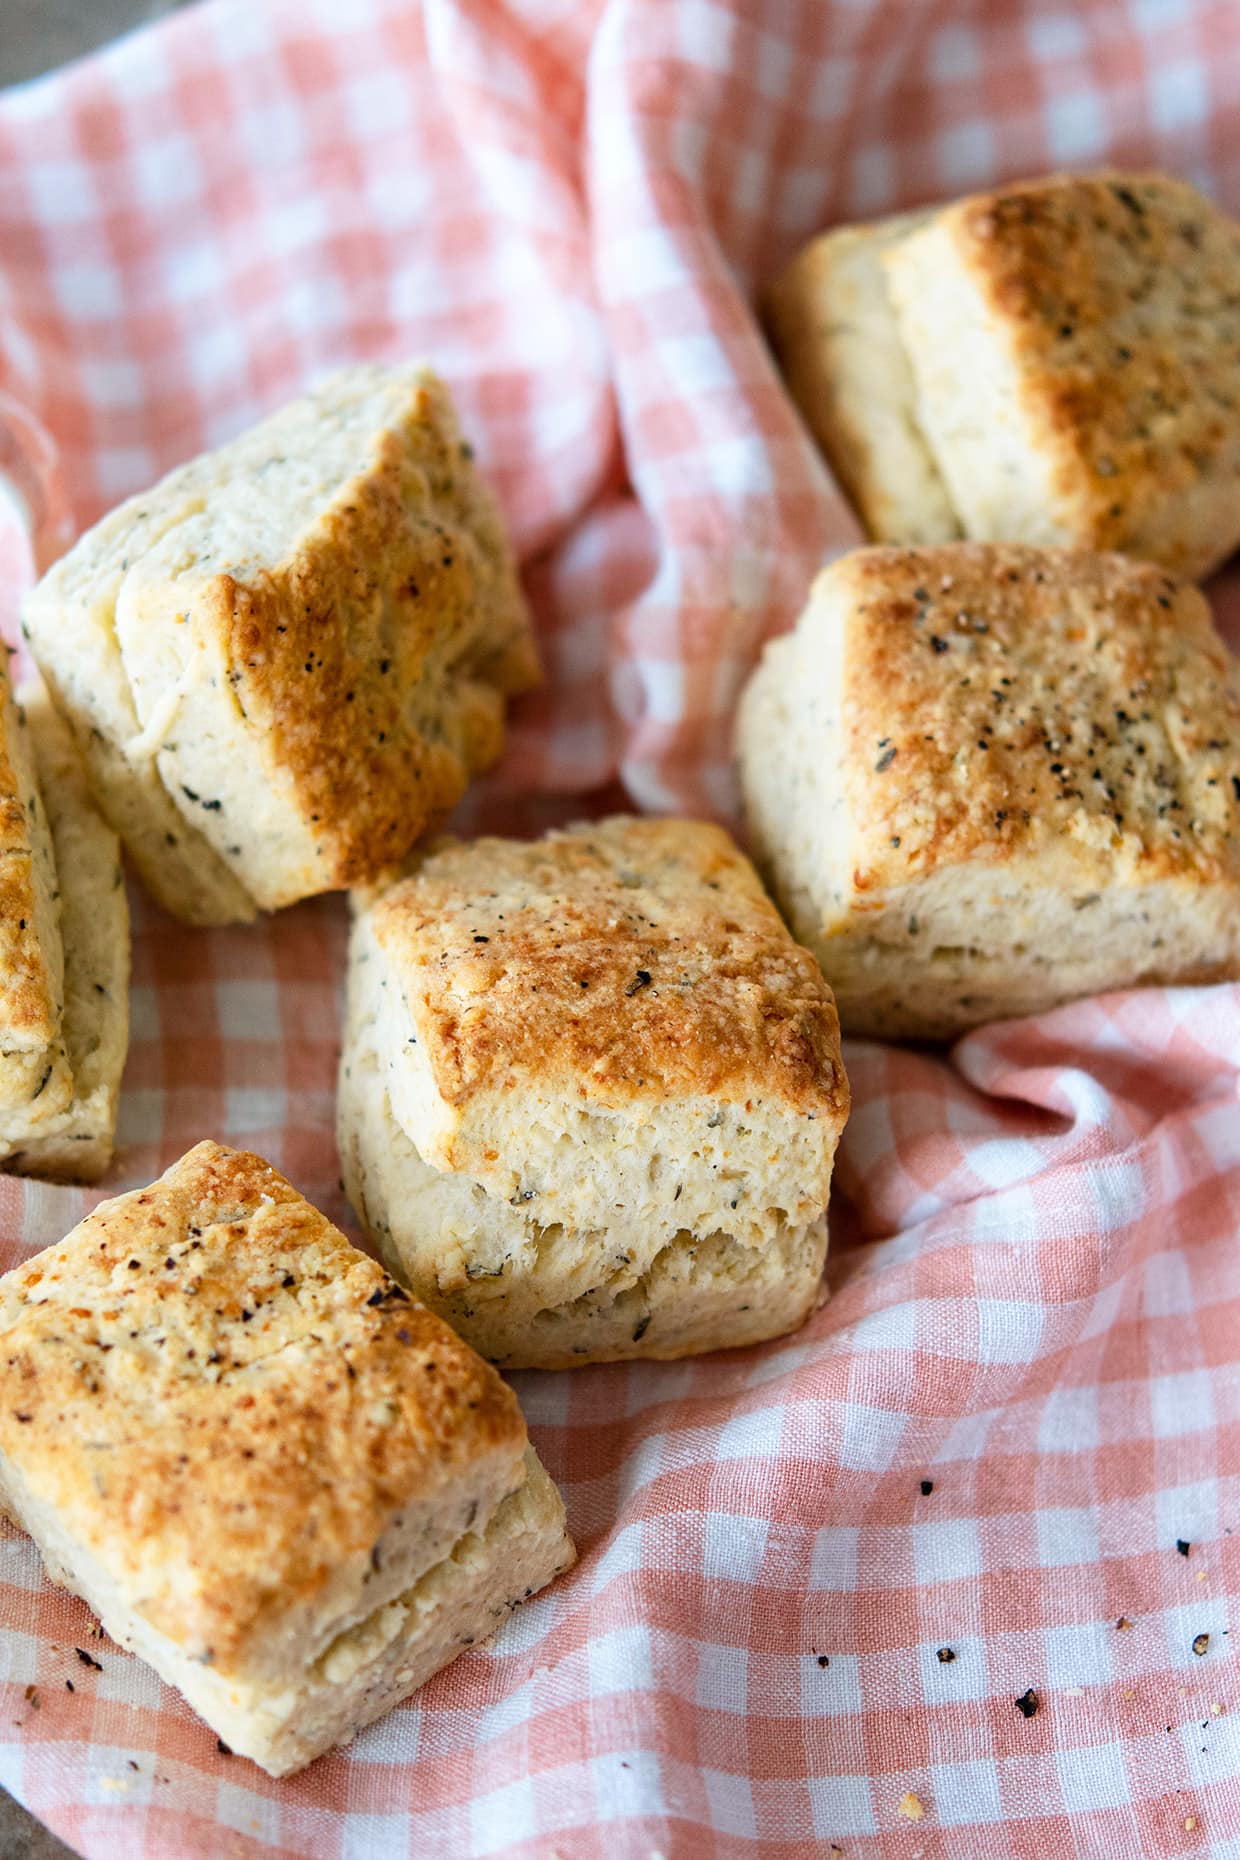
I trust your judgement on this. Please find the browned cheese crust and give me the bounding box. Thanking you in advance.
[371,816,848,1117]
[834,542,1240,895]
[0,1141,525,1671]
[944,171,1240,570]
[218,376,539,887]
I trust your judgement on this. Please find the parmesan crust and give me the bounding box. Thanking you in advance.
[0,1142,573,1773]
[23,364,538,923]
[766,170,1240,577]
[739,542,1240,1038]
[340,818,848,1366]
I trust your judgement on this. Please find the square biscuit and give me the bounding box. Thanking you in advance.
[0,1141,574,1775]
[22,364,539,924]
[3,683,129,1181]
[339,817,849,1368]
[0,666,128,1181]
[766,170,1240,578]
[738,542,1240,1040]
[0,663,72,1129]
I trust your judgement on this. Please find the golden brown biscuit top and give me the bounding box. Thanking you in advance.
[0,1142,525,1670]
[825,543,1240,892]
[40,364,539,899]
[203,370,538,886]
[942,171,1240,556]
[371,817,847,1121]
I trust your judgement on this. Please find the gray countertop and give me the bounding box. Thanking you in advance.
[3,0,191,88]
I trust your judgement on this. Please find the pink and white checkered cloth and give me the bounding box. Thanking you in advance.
[0,2,1238,1854]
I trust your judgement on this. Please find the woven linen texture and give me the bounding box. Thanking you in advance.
[0,2,1238,1854]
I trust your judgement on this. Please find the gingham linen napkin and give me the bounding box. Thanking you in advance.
[0,2,1238,1855]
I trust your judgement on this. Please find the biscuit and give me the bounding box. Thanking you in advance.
[339,817,849,1367]
[0,666,72,1132]
[765,171,1240,578]
[22,364,539,924]
[5,684,129,1181]
[0,670,127,1181]
[0,1142,574,1775]
[738,542,1240,1039]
